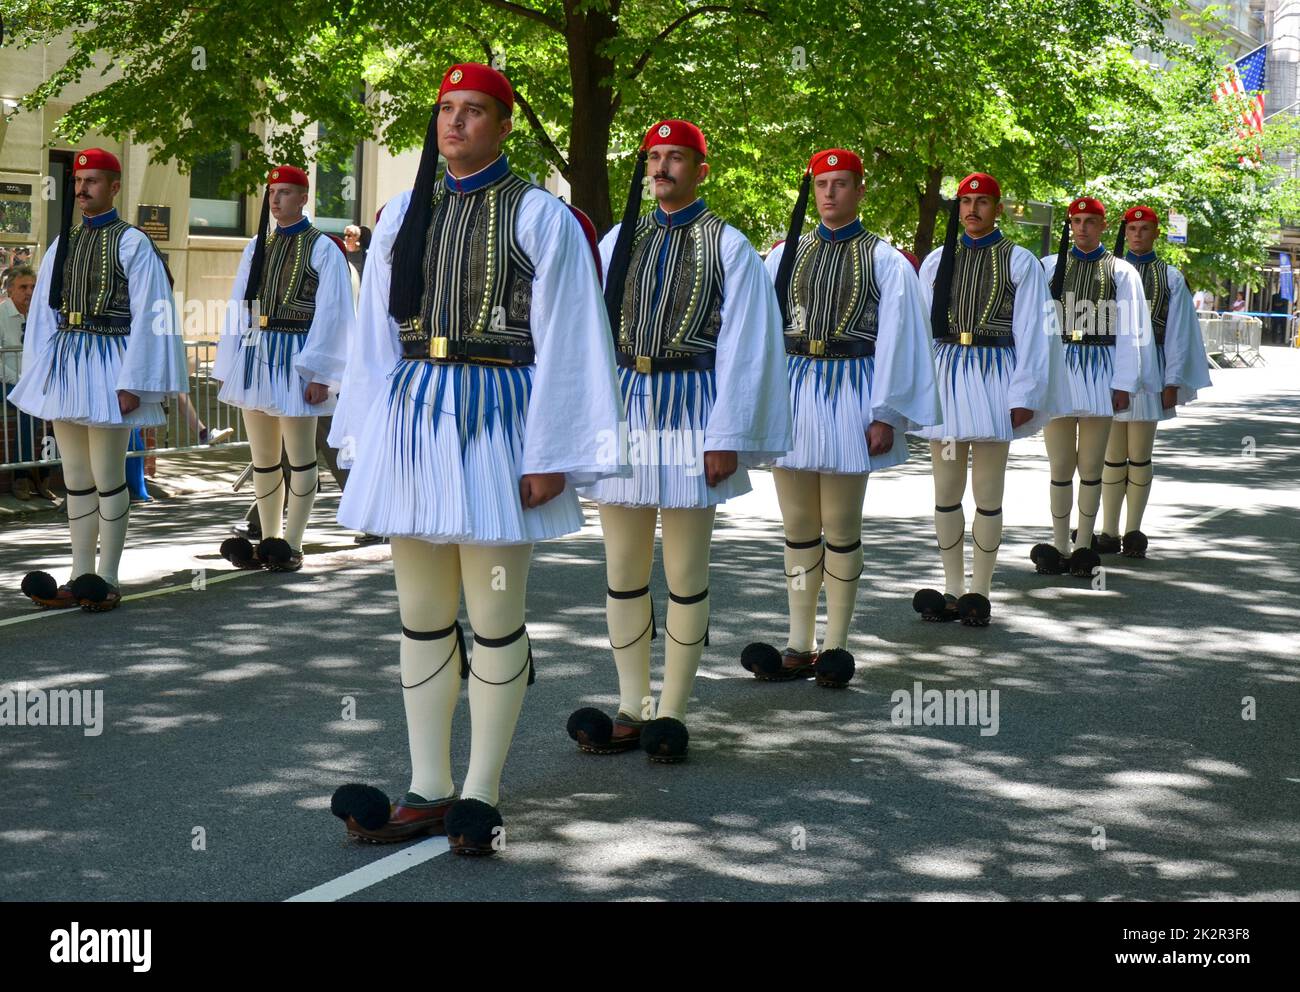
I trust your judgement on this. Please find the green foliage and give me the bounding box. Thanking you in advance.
[4,0,1292,283]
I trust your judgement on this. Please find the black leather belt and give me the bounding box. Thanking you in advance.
[401,336,535,367]
[58,312,131,335]
[936,332,1014,347]
[256,316,313,332]
[617,351,716,373]
[785,337,876,358]
[1062,334,1116,346]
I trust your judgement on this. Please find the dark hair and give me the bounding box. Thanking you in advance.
[359,225,372,252]
[8,264,35,283]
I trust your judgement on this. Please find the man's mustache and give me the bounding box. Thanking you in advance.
[653,174,675,184]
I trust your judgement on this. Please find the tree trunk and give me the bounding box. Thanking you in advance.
[913,164,944,259]
[564,1,618,232]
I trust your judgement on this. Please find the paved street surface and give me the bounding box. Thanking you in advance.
[2,349,1298,901]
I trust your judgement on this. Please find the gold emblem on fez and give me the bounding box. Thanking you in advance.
[78,155,87,165]
[658,124,672,138]
[271,170,280,180]
[970,179,979,190]
[1135,210,1143,219]
[450,69,463,84]
[827,154,839,166]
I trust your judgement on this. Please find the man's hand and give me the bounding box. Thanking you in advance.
[519,472,565,509]
[117,390,140,415]
[866,421,894,456]
[1161,385,1179,410]
[704,450,738,487]
[1010,407,1034,429]
[1112,389,1130,412]
[304,382,330,405]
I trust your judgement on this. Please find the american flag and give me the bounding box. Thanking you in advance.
[1214,45,1267,165]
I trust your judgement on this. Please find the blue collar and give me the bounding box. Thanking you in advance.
[444,154,510,194]
[276,216,311,236]
[653,198,707,228]
[816,218,864,242]
[961,229,1003,248]
[1070,244,1106,262]
[82,208,118,229]
[1126,250,1157,265]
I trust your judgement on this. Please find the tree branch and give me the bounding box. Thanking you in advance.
[627,4,768,81]
[478,0,564,32]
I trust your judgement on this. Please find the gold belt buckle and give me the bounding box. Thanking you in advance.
[258,315,269,328]
[635,355,652,374]
[69,312,82,327]
[430,336,449,359]
[959,331,973,346]
[1071,327,1084,342]
[808,340,826,356]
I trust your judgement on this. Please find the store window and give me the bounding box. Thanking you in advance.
[188,145,246,235]
[314,123,362,234]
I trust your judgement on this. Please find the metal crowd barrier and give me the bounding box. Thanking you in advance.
[2,339,247,474]
[1198,312,1275,368]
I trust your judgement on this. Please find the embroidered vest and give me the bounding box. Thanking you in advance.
[253,225,325,331]
[58,218,134,334]
[617,209,727,358]
[1060,250,1118,342]
[948,237,1017,344]
[399,171,537,361]
[1134,257,1170,345]
[784,229,881,352]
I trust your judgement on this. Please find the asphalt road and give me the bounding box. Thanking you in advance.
[1,349,1297,901]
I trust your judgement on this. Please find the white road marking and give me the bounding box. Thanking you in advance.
[0,569,260,628]
[285,837,451,902]
[1172,505,1235,531]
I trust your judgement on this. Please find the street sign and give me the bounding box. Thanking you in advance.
[1167,211,1188,244]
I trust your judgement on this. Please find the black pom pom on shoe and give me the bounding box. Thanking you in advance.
[1121,530,1148,558]
[913,588,958,621]
[445,798,503,856]
[566,707,613,747]
[740,642,782,676]
[955,593,991,627]
[257,537,293,566]
[642,717,689,763]
[220,536,258,568]
[1093,532,1121,555]
[330,783,391,831]
[21,570,58,601]
[1068,547,1102,578]
[69,573,109,604]
[1030,543,1068,575]
[814,648,854,688]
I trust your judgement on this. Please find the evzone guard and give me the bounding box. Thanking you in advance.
[741,148,939,682]
[1097,205,1213,558]
[326,64,623,855]
[566,119,791,762]
[911,172,1069,625]
[213,165,355,572]
[1031,196,1158,580]
[17,148,187,612]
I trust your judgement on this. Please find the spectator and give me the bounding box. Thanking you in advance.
[1192,287,1212,312]
[1,265,56,500]
[342,223,367,278]
[1269,290,1288,345]
[1231,292,1247,312]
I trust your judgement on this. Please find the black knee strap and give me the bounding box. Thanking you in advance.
[935,502,963,513]
[975,506,1001,517]
[98,482,131,519]
[666,587,709,647]
[1128,459,1152,468]
[66,485,97,497]
[1080,478,1101,486]
[290,461,317,472]
[608,586,655,649]
[253,464,283,473]
[253,464,284,498]
[785,536,823,550]
[471,624,535,686]
[401,620,467,686]
[287,461,317,498]
[1104,460,1128,468]
[1051,479,1072,487]
[824,540,863,582]
[66,484,100,520]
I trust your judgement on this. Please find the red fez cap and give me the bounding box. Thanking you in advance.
[566,205,602,281]
[957,173,1000,198]
[1123,205,1159,225]
[1068,196,1106,218]
[808,148,863,177]
[267,165,309,188]
[438,63,514,113]
[643,120,707,159]
[73,148,122,174]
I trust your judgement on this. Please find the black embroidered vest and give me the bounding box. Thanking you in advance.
[783,229,881,357]
[58,218,134,335]
[1133,257,1170,346]
[253,225,325,332]
[1060,250,1119,343]
[947,236,1017,345]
